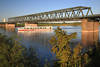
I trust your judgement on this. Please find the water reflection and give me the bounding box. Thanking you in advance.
[0,25,100,66]
[16,27,53,46]
[5,26,15,32]
[17,30,53,46]
[16,27,55,64]
[82,30,99,46]
[0,24,15,32]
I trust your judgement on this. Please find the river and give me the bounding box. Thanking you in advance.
[0,25,100,65]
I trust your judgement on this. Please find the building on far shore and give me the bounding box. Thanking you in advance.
[2,18,6,22]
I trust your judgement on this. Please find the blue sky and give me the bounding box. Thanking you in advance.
[0,0,100,21]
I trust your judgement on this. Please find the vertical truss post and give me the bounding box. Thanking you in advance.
[55,13,57,19]
[65,11,67,17]
[76,10,80,17]
[58,12,60,18]
[66,12,70,18]
[61,12,63,18]
[50,13,52,19]
[80,9,84,17]
[71,10,75,18]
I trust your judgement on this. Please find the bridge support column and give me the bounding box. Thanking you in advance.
[82,19,99,32]
[82,19,99,46]
[5,23,15,28]
[5,24,15,31]
[0,24,5,27]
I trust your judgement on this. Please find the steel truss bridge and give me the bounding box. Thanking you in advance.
[8,6,100,23]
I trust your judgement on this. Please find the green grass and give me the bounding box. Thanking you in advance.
[38,23,81,26]
[15,23,25,27]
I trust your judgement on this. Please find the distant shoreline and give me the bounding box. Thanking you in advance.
[38,23,81,26]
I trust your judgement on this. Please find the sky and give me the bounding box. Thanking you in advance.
[0,0,100,22]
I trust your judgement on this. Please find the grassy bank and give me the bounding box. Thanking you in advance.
[15,23,25,27]
[38,23,81,26]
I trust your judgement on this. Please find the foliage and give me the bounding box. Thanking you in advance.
[49,27,89,67]
[85,42,100,67]
[15,23,25,27]
[0,33,39,67]
[38,23,81,26]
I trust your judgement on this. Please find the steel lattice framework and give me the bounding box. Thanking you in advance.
[8,6,94,22]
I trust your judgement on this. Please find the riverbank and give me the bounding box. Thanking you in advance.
[15,22,100,27]
[38,23,81,26]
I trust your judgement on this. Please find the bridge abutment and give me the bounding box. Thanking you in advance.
[5,24,15,31]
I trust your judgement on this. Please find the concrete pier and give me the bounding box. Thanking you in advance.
[82,19,99,32]
[0,23,15,31]
[82,19,99,46]
[0,23,15,28]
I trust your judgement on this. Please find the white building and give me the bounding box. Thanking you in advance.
[2,18,6,22]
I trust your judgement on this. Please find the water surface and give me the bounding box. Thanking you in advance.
[0,26,100,64]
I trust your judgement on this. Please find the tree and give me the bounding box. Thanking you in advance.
[49,27,79,67]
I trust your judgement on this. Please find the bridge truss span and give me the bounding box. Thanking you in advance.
[8,6,93,22]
